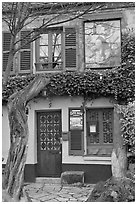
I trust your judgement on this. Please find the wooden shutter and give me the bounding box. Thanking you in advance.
[3,32,11,51]
[69,109,84,155]
[69,131,84,155]
[2,32,13,72]
[64,27,77,70]
[20,30,32,72]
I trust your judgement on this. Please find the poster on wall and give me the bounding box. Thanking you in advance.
[70,109,83,130]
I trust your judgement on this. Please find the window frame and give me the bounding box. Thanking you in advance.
[86,107,114,156]
[83,12,123,70]
[35,27,63,72]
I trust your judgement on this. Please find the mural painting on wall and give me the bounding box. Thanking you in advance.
[85,20,121,68]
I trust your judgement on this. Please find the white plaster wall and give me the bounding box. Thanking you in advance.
[2,106,10,164]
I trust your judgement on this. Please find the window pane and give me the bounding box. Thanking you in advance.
[52,33,61,61]
[52,32,62,69]
[85,20,121,68]
[38,31,62,70]
[52,45,61,58]
[52,33,61,45]
[40,34,48,63]
[40,46,48,63]
[40,34,48,45]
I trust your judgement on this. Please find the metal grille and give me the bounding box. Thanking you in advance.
[103,111,113,143]
[39,112,61,150]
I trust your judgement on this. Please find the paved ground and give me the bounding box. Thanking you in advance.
[24,183,94,202]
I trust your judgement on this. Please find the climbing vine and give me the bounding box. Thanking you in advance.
[2,62,135,105]
[115,102,135,154]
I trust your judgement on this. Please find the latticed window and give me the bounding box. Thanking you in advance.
[85,20,121,68]
[86,108,114,156]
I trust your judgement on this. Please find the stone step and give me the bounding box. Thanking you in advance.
[36,177,61,184]
[61,171,85,185]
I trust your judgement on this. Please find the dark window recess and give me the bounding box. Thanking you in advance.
[20,51,31,70]
[70,130,82,150]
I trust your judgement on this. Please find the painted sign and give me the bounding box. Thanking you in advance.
[70,109,83,130]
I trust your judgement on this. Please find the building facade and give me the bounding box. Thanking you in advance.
[2,3,135,183]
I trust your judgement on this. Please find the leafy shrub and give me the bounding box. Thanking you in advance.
[115,102,135,155]
[87,177,135,202]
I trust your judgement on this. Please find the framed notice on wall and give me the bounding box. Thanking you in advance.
[69,109,83,130]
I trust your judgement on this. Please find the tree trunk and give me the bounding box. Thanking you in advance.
[3,50,15,92]
[2,75,50,201]
[111,107,127,179]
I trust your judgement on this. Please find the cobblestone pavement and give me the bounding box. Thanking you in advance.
[24,183,94,202]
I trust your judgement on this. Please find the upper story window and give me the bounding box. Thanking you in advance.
[84,20,121,69]
[35,28,63,71]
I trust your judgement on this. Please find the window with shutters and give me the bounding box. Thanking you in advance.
[84,20,121,69]
[86,108,114,156]
[35,27,63,71]
[69,109,84,155]
[2,32,13,72]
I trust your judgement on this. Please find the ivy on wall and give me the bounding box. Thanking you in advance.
[2,63,134,105]
[115,102,135,154]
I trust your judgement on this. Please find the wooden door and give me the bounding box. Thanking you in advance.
[37,111,62,177]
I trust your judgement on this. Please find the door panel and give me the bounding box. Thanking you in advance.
[37,111,62,177]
